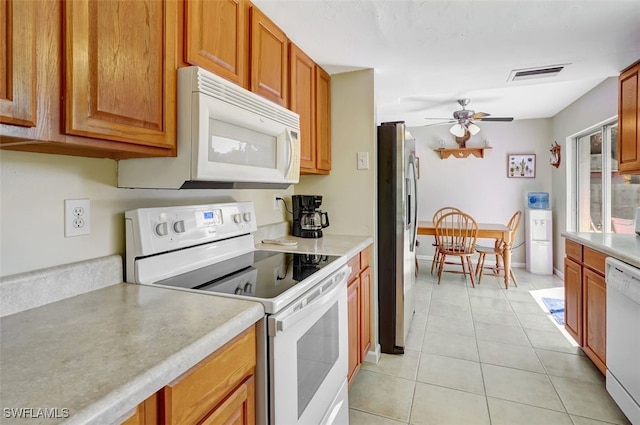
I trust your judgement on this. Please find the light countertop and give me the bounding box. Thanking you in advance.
[562,232,640,268]
[255,234,373,259]
[0,283,264,425]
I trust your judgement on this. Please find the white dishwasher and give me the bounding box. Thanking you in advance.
[606,257,640,425]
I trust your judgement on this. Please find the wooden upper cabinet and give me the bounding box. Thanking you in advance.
[185,0,247,87]
[315,66,332,173]
[63,0,176,150]
[289,43,316,171]
[250,7,288,107]
[0,0,37,127]
[618,62,640,174]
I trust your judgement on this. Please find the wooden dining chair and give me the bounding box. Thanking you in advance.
[475,210,522,288]
[434,211,479,287]
[430,207,463,274]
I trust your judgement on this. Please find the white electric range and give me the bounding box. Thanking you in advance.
[125,202,350,425]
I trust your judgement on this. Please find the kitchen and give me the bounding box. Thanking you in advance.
[1,1,640,424]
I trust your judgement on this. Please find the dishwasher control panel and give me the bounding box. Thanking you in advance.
[606,257,640,304]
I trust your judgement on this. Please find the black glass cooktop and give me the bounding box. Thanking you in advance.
[155,250,340,300]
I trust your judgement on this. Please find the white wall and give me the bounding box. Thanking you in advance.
[408,119,553,266]
[295,69,378,354]
[0,150,292,277]
[550,77,618,269]
[295,69,376,237]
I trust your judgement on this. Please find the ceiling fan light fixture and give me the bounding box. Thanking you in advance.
[468,123,481,135]
[449,123,466,137]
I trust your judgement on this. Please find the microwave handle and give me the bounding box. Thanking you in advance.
[285,130,294,177]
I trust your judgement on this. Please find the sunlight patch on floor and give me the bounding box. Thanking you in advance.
[528,287,578,347]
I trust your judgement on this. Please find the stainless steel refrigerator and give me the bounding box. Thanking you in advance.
[377,121,418,354]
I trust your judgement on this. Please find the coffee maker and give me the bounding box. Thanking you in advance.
[292,195,330,238]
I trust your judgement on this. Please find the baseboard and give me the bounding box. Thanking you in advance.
[554,267,564,280]
[364,343,381,364]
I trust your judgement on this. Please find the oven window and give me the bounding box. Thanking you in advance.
[297,303,339,418]
[209,118,277,168]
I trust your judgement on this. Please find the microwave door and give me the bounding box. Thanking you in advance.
[192,93,300,185]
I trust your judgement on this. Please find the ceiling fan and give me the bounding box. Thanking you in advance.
[424,98,514,137]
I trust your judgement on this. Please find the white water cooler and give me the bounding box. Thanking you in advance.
[525,209,553,275]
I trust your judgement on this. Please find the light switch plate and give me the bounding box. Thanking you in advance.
[357,152,369,170]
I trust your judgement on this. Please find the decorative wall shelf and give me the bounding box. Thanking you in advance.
[434,147,492,159]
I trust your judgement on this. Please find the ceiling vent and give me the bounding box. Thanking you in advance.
[508,64,569,82]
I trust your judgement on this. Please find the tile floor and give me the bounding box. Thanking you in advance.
[348,261,632,425]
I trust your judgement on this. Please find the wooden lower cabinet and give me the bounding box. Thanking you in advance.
[162,326,256,425]
[583,268,607,374]
[359,266,372,361]
[122,393,159,425]
[347,245,372,386]
[120,325,257,425]
[347,275,360,384]
[564,256,583,345]
[562,239,607,375]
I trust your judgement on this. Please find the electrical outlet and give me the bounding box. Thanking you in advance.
[65,199,90,237]
[273,194,282,211]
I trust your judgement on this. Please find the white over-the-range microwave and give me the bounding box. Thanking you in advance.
[118,66,301,189]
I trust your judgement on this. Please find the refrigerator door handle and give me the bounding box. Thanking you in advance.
[406,178,412,230]
[409,155,418,252]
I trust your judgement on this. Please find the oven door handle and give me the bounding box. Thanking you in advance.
[270,266,350,336]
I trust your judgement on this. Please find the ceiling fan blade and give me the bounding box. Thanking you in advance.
[478,117,514,122]
[471,112,490,119]
[421,121,455,127]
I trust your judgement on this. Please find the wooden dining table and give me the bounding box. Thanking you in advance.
[417,220,514,288]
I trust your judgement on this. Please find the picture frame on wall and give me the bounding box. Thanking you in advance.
[507,154,536,178]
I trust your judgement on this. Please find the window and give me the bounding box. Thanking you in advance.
[573,121,640,233]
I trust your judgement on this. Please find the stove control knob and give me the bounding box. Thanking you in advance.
[243,212,252,222]
[173,220,186,233]
[233,214,242,224]
[155,222,169,237]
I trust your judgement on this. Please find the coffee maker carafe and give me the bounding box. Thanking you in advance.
[292,195,330,238]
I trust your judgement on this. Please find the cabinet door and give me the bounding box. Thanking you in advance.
[315,66,331,173]
[199,376,255,425]
[289,43,316,171]
[64,0,176,149]
[564,257,582,345]
[163,327,256,425]
[0,0,37,127]
[185,0,246,87]
[347,277,360,385]
[583,268,606,374]
[121,393,159,425]
[618,63,640,174]
[250,7,287,107]
[359,266,371,362]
